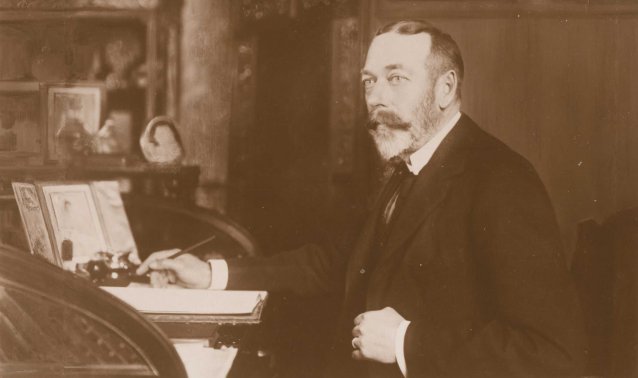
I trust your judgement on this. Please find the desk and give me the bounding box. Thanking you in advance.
[171,324,273,378]
[165,311,273,378]
[102,285,271,378]
[167,319,272,378]
[173,341,238,378]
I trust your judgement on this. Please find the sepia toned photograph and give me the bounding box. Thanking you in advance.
[91,180,139,261]
[0,1,637,377]
[39,182,109,264]
[45,84,103,160]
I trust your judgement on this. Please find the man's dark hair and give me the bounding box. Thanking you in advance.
[376,20,464,99]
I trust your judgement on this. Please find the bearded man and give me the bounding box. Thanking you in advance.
[139,20,585,377]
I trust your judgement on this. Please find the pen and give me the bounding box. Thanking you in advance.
[133,235,217,281]
[167,234,217,259]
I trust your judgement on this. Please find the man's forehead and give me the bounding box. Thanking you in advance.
[364,32,432,72]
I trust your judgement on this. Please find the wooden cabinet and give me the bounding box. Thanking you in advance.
[0,0,181,165]
[0,1,194,248]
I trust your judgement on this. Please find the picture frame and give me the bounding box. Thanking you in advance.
[13,180,139,268]
[39,182,109,264]
[44,83,105,161]
[90,180,139,262]
[12,182,59,266]
[0,81,43,162]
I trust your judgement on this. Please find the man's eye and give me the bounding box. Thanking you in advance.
[362,78,375,88]
[388,75,407,84]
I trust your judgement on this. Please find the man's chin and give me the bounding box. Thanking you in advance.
[369,127,413,161]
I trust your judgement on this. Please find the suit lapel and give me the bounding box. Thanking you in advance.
[366,115,476,308]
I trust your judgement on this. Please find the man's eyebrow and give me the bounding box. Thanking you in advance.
[385,64,405,71]
[361,64,407,76]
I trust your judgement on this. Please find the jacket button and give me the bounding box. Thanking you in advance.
[359,268,366,274]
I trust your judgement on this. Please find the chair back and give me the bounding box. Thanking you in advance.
[123,195,259,260]
[572,208,638,377]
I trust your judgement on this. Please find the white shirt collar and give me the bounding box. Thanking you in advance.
[406,111,462,175]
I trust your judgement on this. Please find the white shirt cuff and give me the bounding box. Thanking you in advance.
[207,259,229,290]
[395,320,411,377]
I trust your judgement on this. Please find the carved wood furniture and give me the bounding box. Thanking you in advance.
[0,243,187,377]
[0,191,263,376]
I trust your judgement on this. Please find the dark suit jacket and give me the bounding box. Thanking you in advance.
[226,114,586,377]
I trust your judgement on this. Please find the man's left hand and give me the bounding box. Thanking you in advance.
[351,307,406,363]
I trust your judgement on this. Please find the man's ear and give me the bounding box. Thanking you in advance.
[435,70,458,109]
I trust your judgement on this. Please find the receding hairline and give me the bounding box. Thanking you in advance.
[373,20,464,96]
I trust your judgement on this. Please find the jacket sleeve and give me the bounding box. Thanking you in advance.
[224,242,347,297]
[404,159,586,377]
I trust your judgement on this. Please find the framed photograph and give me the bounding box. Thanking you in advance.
[91,181,139,262]
[0,82,42,160]
[39,182,109,264]
[12,182,59,266]
[45,83,105,161]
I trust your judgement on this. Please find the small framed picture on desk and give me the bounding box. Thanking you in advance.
[39,182,109,264]
[12,182,57,265]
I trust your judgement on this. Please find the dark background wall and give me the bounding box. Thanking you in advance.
[226,3,372,256]
[237,10,334,251]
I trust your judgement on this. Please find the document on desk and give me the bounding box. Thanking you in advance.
[102,286,267,315]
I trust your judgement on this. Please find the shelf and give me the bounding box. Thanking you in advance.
[0,0,180,171]
[0,0,161,11]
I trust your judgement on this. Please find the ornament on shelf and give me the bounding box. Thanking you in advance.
[94,119,120,154]
[139,116,184,164]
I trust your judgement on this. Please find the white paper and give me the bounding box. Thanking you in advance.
[101,286,266,315]
[173,340,238,378]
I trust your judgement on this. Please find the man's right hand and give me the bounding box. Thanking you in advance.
[136,249,212,289]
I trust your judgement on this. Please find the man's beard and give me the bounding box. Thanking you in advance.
[367,91,439,161]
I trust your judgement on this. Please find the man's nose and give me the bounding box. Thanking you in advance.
[365,79,390,109]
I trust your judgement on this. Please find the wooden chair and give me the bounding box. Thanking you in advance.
[572,208,638,377]
[123,195,259,260]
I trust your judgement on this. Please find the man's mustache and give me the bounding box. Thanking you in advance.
[367,110,411,131]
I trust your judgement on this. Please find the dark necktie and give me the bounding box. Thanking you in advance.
[381,163,415,226]
[372,162,416,249]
